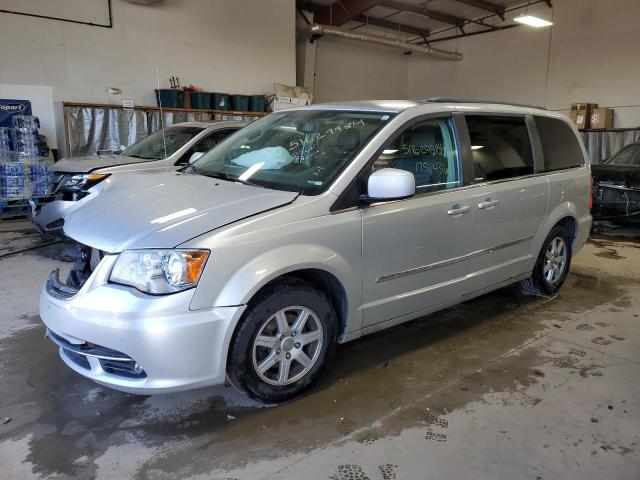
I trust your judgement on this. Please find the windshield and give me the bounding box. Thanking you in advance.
[607,144,640,166]
[190,110,394,194]
[121,126,204,160]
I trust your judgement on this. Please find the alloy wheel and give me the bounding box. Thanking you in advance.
[252,306,324,386]
[543,236,567,285]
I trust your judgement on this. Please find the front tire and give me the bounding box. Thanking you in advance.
[521,225,572,296]
[227,278,338,403]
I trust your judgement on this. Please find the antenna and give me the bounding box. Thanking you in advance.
[156,65,168,170]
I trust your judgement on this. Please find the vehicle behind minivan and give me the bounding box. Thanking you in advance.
[39,100,591,403]
[34,121,246,234]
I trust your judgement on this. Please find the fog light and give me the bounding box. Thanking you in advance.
[134,362,143,375]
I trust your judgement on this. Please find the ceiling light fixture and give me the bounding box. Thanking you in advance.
[514,14,553,27]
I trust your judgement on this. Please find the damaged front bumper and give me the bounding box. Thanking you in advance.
[40,249,246,395]
[592,182,640,222]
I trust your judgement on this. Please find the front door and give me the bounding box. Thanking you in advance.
[361,116,476,327]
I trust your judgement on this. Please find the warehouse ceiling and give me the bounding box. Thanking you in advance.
[298,0,553,44]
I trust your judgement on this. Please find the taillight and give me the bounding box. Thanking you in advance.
[589,174,594,210]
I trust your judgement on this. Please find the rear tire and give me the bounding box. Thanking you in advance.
[227,278,338,403]
[521,225,572,296]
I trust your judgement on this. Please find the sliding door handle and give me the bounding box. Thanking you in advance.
[478,199,500,210]
[447,205,471,216]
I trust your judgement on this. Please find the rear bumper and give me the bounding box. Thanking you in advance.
[592,184,640,221]
[39,266,246,394]
[592,205,640,222]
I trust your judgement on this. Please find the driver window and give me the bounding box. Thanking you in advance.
[372,117,461,194]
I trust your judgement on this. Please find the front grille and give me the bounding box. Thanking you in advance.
[46,243,105,298]
[62,348,91,369]
[100,359,147,379]
[49,173,66,194]
[45,218,64,230]
[47,329,146,379]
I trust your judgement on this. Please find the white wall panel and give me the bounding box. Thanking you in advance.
[0,0,296,106]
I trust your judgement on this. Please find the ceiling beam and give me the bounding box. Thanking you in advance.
[452,0,505,18]
[381,0,466,26]
[354,14,430,37]
[314,0,384,26]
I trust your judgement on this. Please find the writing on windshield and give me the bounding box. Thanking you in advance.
[192,111,393,194]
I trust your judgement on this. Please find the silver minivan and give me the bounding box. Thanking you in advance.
[40,100,592,402]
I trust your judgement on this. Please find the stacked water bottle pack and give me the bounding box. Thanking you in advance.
[0,115,53,200]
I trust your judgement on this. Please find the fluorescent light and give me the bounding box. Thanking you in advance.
[514,14,553,27]
[471,145,484,150]
[382,149,398,154]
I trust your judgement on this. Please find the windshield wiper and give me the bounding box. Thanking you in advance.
[125,154,159,160]
[200,171,263,188]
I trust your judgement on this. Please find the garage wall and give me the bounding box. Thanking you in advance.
[0,0,296,106]
[407,0,640,127]
[312,36,408,102]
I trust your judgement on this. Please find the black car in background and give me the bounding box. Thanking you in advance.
[591,142,640,223]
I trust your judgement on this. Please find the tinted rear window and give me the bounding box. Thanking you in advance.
[534,116,585,171]
[466,115,534,181]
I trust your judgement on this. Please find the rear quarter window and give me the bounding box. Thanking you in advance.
[534,116,585,171]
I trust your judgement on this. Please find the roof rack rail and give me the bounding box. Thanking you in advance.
[423,97,547,110]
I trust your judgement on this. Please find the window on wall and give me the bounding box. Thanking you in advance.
[466,115,534,181]
[371,117,461,194]
[534,116,585,171]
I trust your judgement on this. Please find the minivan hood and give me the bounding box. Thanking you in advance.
[64,172,298,252]
[54,155,154,173]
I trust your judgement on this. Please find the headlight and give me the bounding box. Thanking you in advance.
[110,249,209,294]
[59,173,110,192]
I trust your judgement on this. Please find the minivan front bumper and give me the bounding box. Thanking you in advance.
[39,270,245,395]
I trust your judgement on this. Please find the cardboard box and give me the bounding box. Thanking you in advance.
[590,108,614,129]
[570,103,599,129]
[571,103,598,112]
[570,109,589,130]
[270,96,309,112]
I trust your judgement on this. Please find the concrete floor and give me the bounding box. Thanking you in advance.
[0,220,639,480]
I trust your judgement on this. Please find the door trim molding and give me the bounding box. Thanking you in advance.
[376,235,535,283]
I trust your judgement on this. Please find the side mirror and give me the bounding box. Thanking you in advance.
[188,151,205,164]
[366,168,415,202]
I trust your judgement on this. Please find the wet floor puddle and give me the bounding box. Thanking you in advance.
[0,262,632,478]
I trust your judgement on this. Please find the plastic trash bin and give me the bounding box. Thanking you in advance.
[231,95,250,112]
[212,93,230,110]
[190,92,212,109]
[154,89,184,108]
[249,95,266,112]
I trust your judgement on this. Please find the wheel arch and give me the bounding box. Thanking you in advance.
[247,268,350,341]
[528,203,580,271]
[556,216,577,249]
[213,244,359,341]
[222,266,352,384]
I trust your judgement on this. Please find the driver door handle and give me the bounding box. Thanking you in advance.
[478,198,500,210]
[447,205,471,216]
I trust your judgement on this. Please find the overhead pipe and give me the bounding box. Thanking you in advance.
[310,23,463,61]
